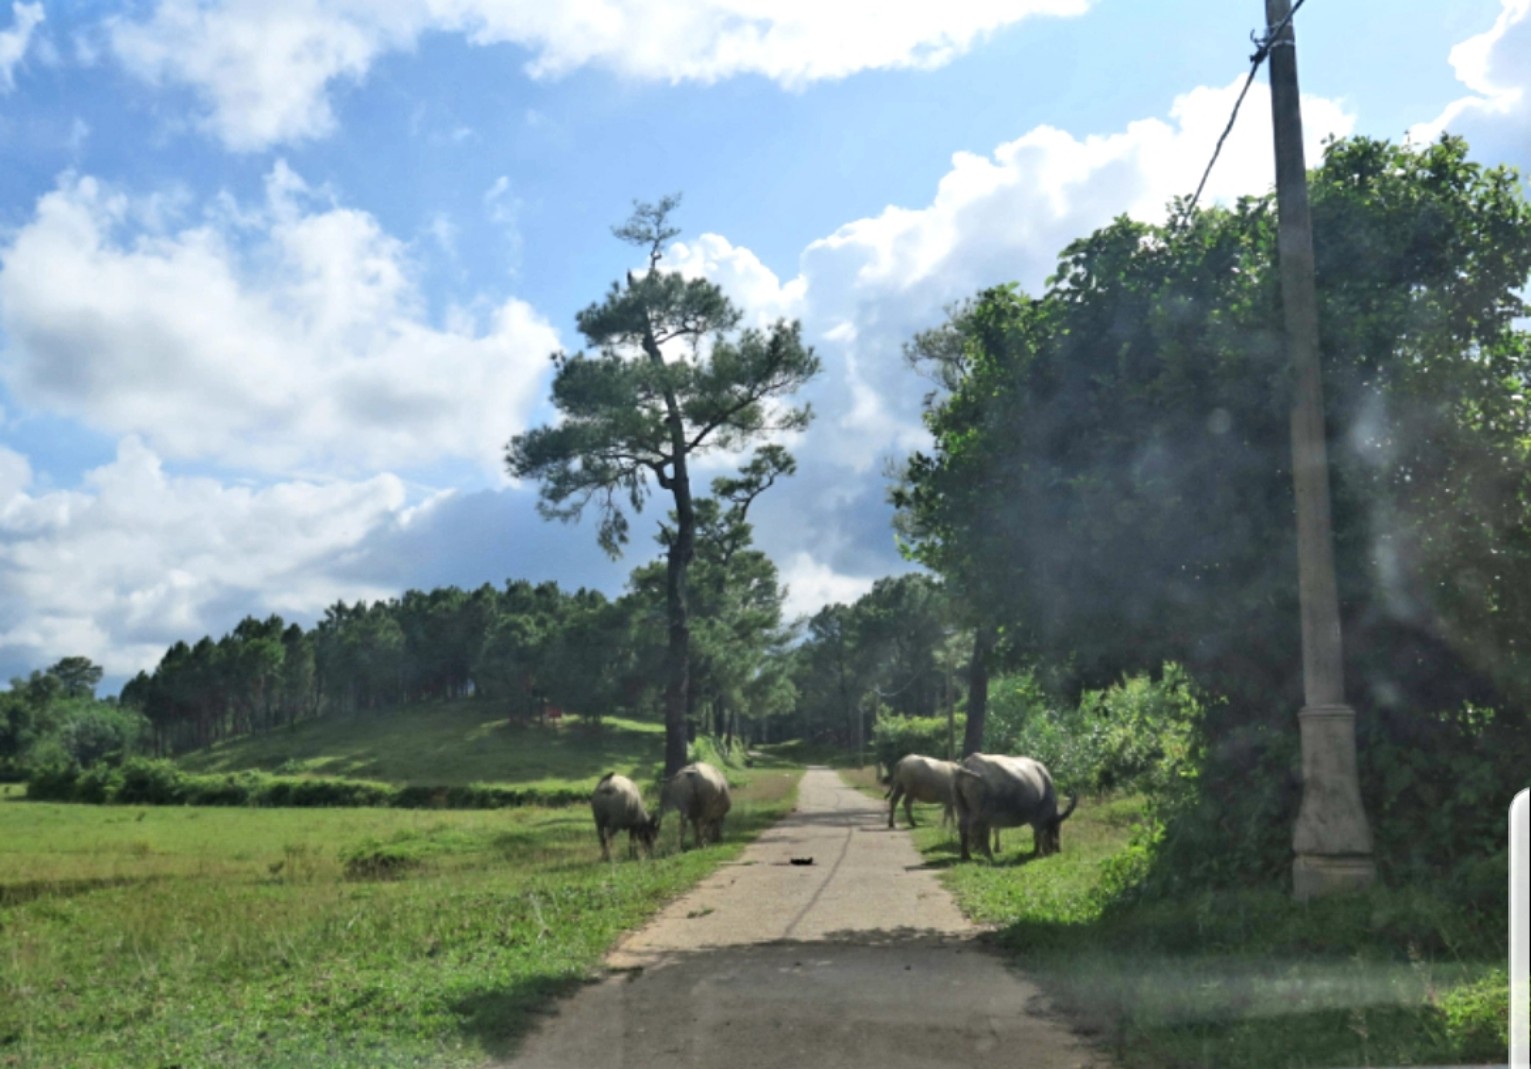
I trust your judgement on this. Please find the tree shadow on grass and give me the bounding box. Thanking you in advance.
[0,874,163,907]
[451,974,592,1063]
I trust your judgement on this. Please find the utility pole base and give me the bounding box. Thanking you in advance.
[1293,854,1377,900]
[1291,703,1376,899]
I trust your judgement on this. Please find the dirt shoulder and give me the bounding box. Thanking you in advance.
[503,767,1109,1068]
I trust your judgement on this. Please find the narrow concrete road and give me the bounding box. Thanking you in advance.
[504,768,1107,1069]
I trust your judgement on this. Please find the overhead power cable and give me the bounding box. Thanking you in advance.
[1176,0,1311,226]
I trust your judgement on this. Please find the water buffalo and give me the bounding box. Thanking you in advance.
[590,772,660,861]
[661,761,731,850]
[885,753,959,829]
[953,753,1077,861]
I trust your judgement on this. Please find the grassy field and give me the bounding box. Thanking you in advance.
[1,768,801,1069]
[177,702,666,790]
[838,765,1508,1069]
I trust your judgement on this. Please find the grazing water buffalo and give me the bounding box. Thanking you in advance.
[590,772,660,861]
[953,753,1077,861]
[885,754,959,829]
[661,761,731,850]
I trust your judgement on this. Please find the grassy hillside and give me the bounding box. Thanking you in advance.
[176,701,667,792]
[1,769,800,1068]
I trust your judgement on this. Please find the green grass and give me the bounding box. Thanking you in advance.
[837,766,1508,1069]
[0,769,801,1068]
[177,702,665,791]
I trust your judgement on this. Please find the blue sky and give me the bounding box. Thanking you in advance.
[0,0,1527,693]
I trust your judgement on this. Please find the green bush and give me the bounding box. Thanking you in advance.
[114,757,189,804]
[394,784,452,808]
[1124,706,1301,895]
[281,776,394,807]
[55,704,147,768]
[25,761,80,801]
[22,759,594,810]
[73,762,122,804]
[179,774,250,806]
[871,714,964,777]
[1437,968,1509,1062]
[1360,702,1527,888]
[339,840,424,881]
[688,733,748,771]
[1148,699,1525,900]
[983,664,1203,796]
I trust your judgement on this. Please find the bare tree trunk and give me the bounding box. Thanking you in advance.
[962,624,996,758]
[646,325,695,778]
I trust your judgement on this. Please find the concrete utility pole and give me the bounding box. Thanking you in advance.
[1264,0,1376,899]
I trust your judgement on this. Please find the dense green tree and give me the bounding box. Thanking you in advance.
[894,136,1531,889]
[507,196,821,774]
[230,615,285,733]
[5,663,147,772]
[897,136,1531,724]
[46,656,104,700]
[785,575,962,753]
[279,623,316,725]
[897,298,1023,755]
[628,453,798,745]
[0,687,45,771]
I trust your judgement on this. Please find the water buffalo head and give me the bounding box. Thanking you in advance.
[1036,794,1079,856]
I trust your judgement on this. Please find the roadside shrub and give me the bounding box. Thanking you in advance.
[283,777,395,807]
[980,670,1051,756]
[983,664,1203,796]
[1100,682,1524,904]
[1127,706,1300,895]
[73,762,122,804]
[1437,968,1508,1062]
[1359,702,1527,890]
[182,774,255,806]
[394,784,452,808]
[872,714,964,777]
[114,757,188,805]
[688,733,747,771]
[25,760,79,801]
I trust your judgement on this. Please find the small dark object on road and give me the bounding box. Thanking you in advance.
[790,857,814,866]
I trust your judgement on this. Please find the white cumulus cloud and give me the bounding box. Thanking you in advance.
[0,1,43,91]
[0,436,415,681]
[0,163,560,476]
[684,75,1353,473]
[106,0,1091,151]
[778,551,877,621]
[1409,0,1530,160]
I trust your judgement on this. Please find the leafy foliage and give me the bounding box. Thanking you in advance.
[894,135,1531,889]
[507,195,819,775]
[1,660,145,778]
[983,665,1204,798]
[785,573,966,748]
[897,136,1531,718]
[870,713,964,775]
[24,756,594,809]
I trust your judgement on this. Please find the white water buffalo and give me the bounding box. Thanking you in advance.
[953,753,1077,861]
[661,761,732,850]
[884,753,959,829]
[590,772,660,861]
